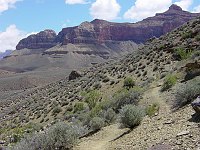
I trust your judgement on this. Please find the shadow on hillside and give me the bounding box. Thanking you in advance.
[188,113,200,123]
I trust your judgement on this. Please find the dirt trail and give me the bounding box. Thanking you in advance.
[142,85,171,115]
[73,124,129,150]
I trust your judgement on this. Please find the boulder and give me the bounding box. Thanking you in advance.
[185,61,200,81]
[68,70,82,81]
[191,96,200,114]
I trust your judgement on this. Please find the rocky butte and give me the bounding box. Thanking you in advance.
[16,4,200,50]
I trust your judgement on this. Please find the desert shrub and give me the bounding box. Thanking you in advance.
[89,117,105,131]
[159,45,165,50]
[119,105,145,128]
[161,75,177,91]
[84,90,101,109]
[93,82,101,89]
[123,77,135,89]
[89,103,103,118]
[52,106,62,115]
[100,108,116,124]
[146,103,160,117]
[195,34,200,41]
[77,112,91,126]
[8,123,42,144]
[174,78,200,108]
[111,88,141,111]
[174,48,192,60]
[73,102,86,113]
[182,30,193,39]
[11,133,47,150]
[12,122,87,150]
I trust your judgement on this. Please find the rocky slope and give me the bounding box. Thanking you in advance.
[16,4,200,50]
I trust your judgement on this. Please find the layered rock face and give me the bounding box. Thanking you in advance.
[16,5,200,50]
[16,30,57,50]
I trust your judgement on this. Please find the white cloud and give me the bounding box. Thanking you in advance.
[65,0,88,4]
[0,25,35,52]
[193,5,200,13]
[124,0,172,21]
[0,0,21,13]
[90,0,121,20]
[174,0,193,10]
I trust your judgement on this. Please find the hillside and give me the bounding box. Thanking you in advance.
[0,12,200,150]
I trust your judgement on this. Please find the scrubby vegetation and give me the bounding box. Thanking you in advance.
[146,103,160,117]
[161,74,177,91]
[11,122,87,150]
[123,77,135,89]
[89,117,105,131]
[174,48,192,60]
[84,90,101,110]
[174,78,200,108]
[111,88,141,111]
[120,105,145,128]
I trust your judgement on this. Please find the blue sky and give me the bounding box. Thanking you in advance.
[0,0,200,52]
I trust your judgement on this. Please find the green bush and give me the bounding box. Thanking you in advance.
[123,77,135,89]
[120,105,145,128]
[195,34,200,41]
[12,122,87,150]
[89,103,103,118]
[161,75,177,91]
[84,90,101,109]
[52,106,62,115]
[174,48,192,60]
[89,117,105,131]
[111,88,141,111]
[100,108,116,124]
[146,103,159,117]
[73,102,86,113]
[174,78,200,108]
[182,30,193,39]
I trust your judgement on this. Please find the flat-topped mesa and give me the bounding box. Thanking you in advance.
[16,5,200,50]
[16,30,57,50]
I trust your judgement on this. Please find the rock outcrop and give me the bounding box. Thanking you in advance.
[191,96,200,114]
[16,30,57,50]
[16,5,200,50]
[68,70,82,81]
